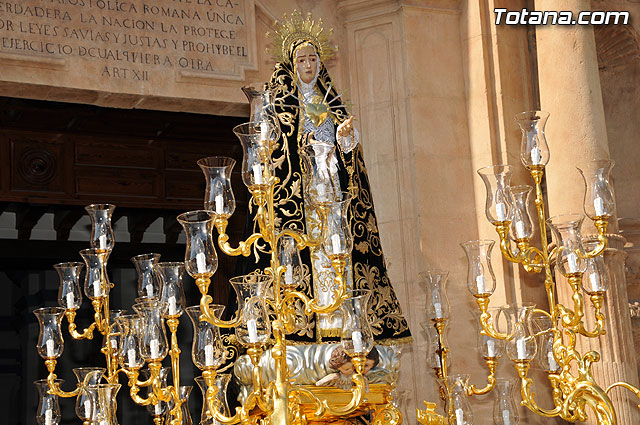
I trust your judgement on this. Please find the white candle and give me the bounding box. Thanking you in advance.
[145,284,153,298]
[352,330,364,353]
[204,344,214,366]
[433,302,443,319]
[66,292,75,308]
[169,297,177,315]
[195,252,207,273]
[516,338,527,359]
[46,339,56,357]
[495,202,507,221]
[531,146,542,165]
[150,339,160,358]
[92,279,101,296]
[476,275,486,294]
[454,407,464,425]
[247,319,259,343]
[331,234,341,254]
[567,253,579,273]
[486,338,496,357]
[594,196,606,217]
[215,194,224,215]
[45,409,53,425]
[435,354,442,368]
[548,351,559,370]
[83,399,91,416]
[127,348,136,366]
[252,164,263,184]
[515,221,526,238]
[284,268,294,286]
[588,271,601,292]
[502,409,511,425]
[98,234,107,249]
[260,122,268,141]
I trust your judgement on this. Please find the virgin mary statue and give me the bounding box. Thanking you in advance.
[237,11,411,346]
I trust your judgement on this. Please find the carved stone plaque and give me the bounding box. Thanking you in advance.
[0,0,259,113]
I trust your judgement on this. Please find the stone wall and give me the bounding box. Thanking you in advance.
[0,0,348,114]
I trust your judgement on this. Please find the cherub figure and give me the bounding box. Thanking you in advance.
[316,345,380,390]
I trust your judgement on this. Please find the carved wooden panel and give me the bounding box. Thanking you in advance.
[165,170,204,202]
[75,139,158,169]
[9,135,66,193]
[75,166,159,199]
[0,96,247,211]
[166,149,213,171]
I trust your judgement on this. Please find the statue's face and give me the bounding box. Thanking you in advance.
[338,361,354,376]
[364,359,376,374]
[295,44,318,84]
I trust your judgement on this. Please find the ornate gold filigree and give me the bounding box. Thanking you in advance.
[267,10,336,65]
[417,402,447,425]
[353,263,409,337]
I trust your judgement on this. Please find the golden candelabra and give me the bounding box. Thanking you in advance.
[33,86,400,425]
[417,110,640,425]
[34,206,196,425]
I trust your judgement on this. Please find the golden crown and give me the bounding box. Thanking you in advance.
[267,10,336,64]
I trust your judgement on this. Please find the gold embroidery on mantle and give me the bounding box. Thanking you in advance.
[354,263,409,337]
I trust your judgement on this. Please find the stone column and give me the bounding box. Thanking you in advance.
[536,1,640,424]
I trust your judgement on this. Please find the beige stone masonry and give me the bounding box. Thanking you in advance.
[0,0,304,114]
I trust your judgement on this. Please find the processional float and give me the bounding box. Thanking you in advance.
[33,83,402,425]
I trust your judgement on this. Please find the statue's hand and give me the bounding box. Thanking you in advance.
[315,372,339,387]
[336,116,358,153]
[337,116,355,138]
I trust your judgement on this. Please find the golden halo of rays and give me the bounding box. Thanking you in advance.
[267,10,336,65]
